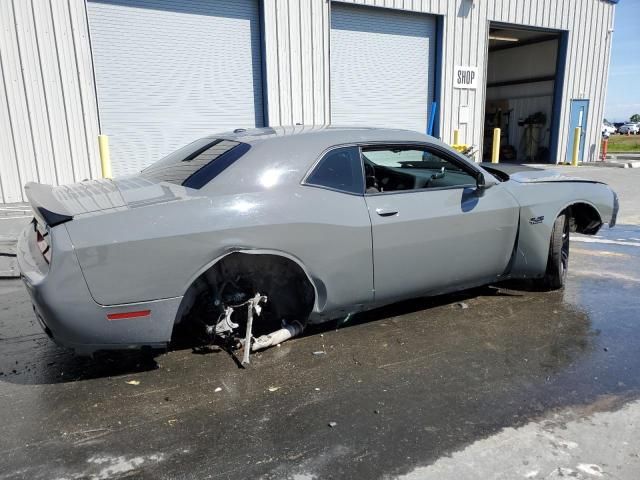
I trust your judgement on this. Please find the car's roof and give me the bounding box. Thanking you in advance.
[211,125,432,145]
[190,125,473,195]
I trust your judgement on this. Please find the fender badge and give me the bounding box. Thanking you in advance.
[529,215,544,225]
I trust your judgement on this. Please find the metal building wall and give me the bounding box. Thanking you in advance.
[0,0,615,204]
[0,0,101,203]
[263,0,615,164]
[262,0,331,126]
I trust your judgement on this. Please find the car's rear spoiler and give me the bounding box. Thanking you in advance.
[24,182,73,227]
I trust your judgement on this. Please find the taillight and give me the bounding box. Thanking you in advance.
[35,223,51,264]
[107,310,151,321]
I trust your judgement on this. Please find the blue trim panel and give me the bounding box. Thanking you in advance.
[428,102,437,136]
[258,0,269,126]
[565,99,590,163]
[549,30,568,164]
[432,15,444,139]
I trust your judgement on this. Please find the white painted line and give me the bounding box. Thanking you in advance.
[572,269,640,283]
[572,236,640,248]
[0,215,32,221]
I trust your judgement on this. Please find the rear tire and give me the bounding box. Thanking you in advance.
[537,213,570,290]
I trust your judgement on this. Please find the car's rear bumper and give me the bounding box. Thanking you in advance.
[17,222,182,355]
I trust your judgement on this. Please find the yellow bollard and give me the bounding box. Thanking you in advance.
[451,129,470,153]
[491,128,501,163]
[98,134,112,179]
[571,127,581,167]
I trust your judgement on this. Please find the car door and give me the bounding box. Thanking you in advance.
[301,145,374,316]
[362,144,519,303]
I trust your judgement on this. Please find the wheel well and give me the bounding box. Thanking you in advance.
[567,203,603,235]
[173,253,316,338]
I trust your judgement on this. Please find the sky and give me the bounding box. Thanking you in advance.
[604,1,640,122]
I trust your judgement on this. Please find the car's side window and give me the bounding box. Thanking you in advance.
[306,146,364,194]
[362,146,476,194]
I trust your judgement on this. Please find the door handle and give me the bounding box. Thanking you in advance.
[376,208,398,217]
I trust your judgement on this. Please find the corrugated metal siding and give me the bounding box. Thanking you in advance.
[330,3,436,132]
[0,0,617,204]
[262,0,330,126]
[264,0,614,164]
[0,0,100,203]
[87,0,264,176]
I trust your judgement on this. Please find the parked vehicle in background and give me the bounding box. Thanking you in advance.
[602,123,617,135]
[618,123,640,135]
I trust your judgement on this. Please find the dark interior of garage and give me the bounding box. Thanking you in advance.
[484,26,561,163]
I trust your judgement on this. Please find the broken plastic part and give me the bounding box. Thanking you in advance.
[252,320,305,352]
[338,312,354,326]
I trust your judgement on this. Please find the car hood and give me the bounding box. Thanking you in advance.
[479,163,604,185]
[509,169,605,184]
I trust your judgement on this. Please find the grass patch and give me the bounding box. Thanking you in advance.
[607,134,640,153]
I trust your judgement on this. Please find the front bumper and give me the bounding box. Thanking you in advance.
[17,223,182,355]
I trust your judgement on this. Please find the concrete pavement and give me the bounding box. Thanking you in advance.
[0,204,30,278]
[0,167,639,479]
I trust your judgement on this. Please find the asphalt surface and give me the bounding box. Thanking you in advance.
[0,167,639,479]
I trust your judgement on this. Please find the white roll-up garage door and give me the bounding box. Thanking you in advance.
[87,0,263,176]
[330,3,436,134]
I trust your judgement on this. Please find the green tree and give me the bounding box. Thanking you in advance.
[631,114,640,123]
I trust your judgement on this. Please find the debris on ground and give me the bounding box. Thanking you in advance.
[576,464,603,477]
[268,386,279,392]
[125,380,140,386]
[252,320,304,352]
[313,351,326,356]
[214,387,222,393]
[328,422,337,428]
[455,302,469,309]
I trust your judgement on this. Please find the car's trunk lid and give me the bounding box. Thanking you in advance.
[25,176,200,228]
[25,179,127,227]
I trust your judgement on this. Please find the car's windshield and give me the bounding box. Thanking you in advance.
[140,138,249,188]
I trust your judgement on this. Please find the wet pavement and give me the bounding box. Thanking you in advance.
[0,204,30,278]
[0,219,639,479]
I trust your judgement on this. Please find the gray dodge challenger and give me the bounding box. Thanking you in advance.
[18,126,618,356]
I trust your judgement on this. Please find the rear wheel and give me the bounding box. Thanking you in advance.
[537,213,570,290]
[173,253,315,346]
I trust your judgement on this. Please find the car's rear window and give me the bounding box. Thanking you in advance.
[140,138,250,188]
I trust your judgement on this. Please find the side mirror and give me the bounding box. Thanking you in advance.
[475,172,488,196]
